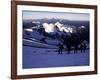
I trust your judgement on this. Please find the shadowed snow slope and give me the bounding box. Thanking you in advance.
[23,39,58,49]
[23,46,89,69]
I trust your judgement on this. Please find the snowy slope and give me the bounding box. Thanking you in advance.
[23,39,58,49]
[23,46,89,68]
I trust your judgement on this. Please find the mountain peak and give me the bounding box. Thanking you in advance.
[42,22,73,33]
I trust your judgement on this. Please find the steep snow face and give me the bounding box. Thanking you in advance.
[55,22,63,31]
[43,23,55,33]
[65,27,73,33]
[55,22,73,33]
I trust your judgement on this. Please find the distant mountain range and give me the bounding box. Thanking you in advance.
[24,18,89,23]
[23,18,89,29]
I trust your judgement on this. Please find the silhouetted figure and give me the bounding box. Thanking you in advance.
[80,40,87,53]
[74,45,78,53]
[67,45,71,54]
[63,36,72,54]
[58,43,64,54]
[83,43,87,52]
[80,43,84,53]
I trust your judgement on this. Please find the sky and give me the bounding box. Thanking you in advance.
[23,10,90,21]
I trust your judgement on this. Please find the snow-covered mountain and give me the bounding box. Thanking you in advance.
[23,20,89,48]
[42,22,73,33]
[23,21,75,41]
